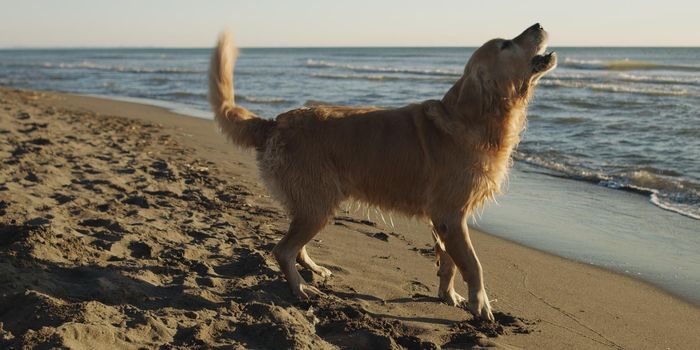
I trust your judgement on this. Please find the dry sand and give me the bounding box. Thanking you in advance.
[0,87,699,349]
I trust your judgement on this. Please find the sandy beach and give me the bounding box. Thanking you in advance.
[1,87,699,349]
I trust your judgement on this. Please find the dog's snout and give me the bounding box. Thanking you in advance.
[514,23,546,44]
[529,23,543,32]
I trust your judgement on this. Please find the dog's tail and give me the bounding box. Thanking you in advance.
[208,31,274,149]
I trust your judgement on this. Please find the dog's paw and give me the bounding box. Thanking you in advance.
[294,283,326,300]
[312,265,333,279]
[467,289,494,322]
[438,289,467,307]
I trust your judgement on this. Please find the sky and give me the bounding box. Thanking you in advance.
[1,0,698,48]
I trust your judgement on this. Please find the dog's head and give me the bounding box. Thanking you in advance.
[439,24,556,148]
[459,23,556,107]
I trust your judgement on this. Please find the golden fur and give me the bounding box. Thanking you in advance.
[209,24,557,321]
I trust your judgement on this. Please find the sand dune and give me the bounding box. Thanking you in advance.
[0,87,698,349]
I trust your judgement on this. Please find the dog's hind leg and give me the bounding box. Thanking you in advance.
[273,215,331,300]
[297,245,332,278]
[433,213,494,321]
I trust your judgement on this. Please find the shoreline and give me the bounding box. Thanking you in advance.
[475,162,700,307]
[58,89,700,307]
[1,87,699,348]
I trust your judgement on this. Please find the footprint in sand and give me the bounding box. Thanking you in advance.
[27,137,51,146]
[24,171,40,183]
[18,122,47,134]
[51,193,75,205]
[185,229,212,243]
[371,232,389,242]
[149,159,178,180]
[127,241,153,259]
[123,195,150,209]
[80,218,127,233]
[406,280,430,293]
[213,250,276,277]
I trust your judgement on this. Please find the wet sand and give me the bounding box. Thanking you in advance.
[1,87,699,349]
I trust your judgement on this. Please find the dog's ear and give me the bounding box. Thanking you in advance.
[456,67,484,117]
[458,68,501,119]
[460,68,514,149]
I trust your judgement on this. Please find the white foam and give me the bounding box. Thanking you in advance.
[514,153,700,221]
[561,57,700,72]
[650,194,700,220]
[306,59,461,76]
[310,72,453,83]
[40,61,203,74]
[237,95,292,104]
[540,79,690,96]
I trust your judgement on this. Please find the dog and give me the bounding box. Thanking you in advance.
[208,24,556,321]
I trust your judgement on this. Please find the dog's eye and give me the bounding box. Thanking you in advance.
[501,41,512,50]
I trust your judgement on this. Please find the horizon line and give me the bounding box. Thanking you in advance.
[1,44,699,50]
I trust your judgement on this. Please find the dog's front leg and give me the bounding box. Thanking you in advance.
[435,246,467,306]
[435,214,494,321]
[432,226,467,307]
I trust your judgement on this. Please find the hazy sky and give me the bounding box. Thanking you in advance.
[1,0,698,47]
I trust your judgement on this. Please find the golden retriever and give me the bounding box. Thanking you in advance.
[208,23,556,321]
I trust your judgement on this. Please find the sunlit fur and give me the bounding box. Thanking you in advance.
[209,25,555,321]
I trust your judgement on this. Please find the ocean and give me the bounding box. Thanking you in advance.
[1,47,698,303]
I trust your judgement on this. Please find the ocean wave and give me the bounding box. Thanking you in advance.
[146,77,170,84]
[312,73,400,81]
[540,79,690,96]
[588,83,689,96]
[161,91,204,98]
[237,95,292,105]
[304,100,335,107]
[547,71,700,86]
[616,73,700,86]
[306,59,461,77]
[527,114,592,125]
[548,116,591,125]
[545,72,596,81]
[157,92,293,105]
[0,78,31,85]
[310,72,454,83]
[560,58,700,72]
[39,61,204,74]
[676,127,700,136]
[515,152,700,220]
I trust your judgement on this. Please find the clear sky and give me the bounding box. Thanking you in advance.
[1,0,698,48]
